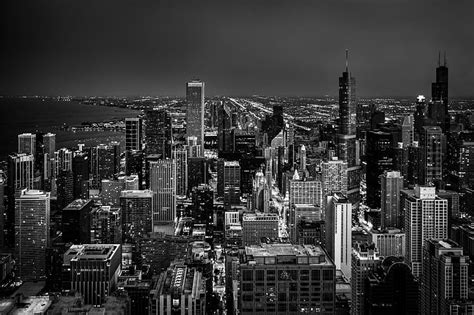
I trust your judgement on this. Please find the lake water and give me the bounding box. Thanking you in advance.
[0,98,140,160]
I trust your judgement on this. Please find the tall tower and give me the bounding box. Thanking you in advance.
[421,126,444,187]
[186,80,205,146]
[431,52,449,131]
[149,160,176,234]
[338,50,360,208]
[145,109,172,158]
[173,148,188,196]
[421,239,469,314]
[401,114,414,147]
[380,171,403,229]
[403,186,448,277]
[125,117,142,151]
[14,189,50,281]
[326,193,352,279]
[18,133,36,155]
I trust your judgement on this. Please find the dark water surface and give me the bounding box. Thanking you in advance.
[0,98,140,160]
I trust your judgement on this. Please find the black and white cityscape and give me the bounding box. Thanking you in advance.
[1,1,474,314]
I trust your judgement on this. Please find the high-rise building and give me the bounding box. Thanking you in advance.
[18,133,36,155]
[431,53,449,132]
[421,239,470,314]
[173,148,188,196]
[321,158,348,206]
[351,243,382,315]
[90,206,121,244]
[364,257,419,315]
[380,171,403,229]
[125,117,142,151]
[150,264,207,315]
[8,153,34,191]
[421,126,444,187]
[188,157,208,194]
[57,170,74,209]
[326,193,352,279]
[239,243,335,314]
[217,160,241,208]
[242,212,279,246]
[72,151,89,199]
[366,131,395,209]
[403,186,448,277]
[369,228,406,257]
[186,80,205,146]
[191,184,213,223]
[299,145,307,172]
[64,244,122,306]
[43,133,56,156]
[414,95,427,139]
[401,114,414,147]
[337,51,360,208]
[53,148,73,176]
[289,204,322,244]
[62,199,92,244]
[120,190,153,242]
[289,180,322,207]
[14,189,50,281]
[101,179,124,206]
[150,160,176,234]
[145,109,172,157]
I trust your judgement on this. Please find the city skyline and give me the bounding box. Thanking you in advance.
[2,0,474,97]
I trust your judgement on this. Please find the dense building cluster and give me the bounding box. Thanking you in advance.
[1,54,474,315]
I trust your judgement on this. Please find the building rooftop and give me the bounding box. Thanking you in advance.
[244,243,333,266]
[63,199,92,210]
[65,244,121,262]
[224,161,240,167]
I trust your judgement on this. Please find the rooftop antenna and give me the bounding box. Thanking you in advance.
[345,49,349,72]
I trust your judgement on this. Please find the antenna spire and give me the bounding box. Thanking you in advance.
[345,49,349,72]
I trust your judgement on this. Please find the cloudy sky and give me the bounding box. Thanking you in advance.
[1,0,473,97]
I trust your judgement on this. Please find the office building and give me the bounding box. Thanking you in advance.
[366,130,395,209]
[351,243,382,315]
[64,244,122,306]
[150,160,176,234]
[72,151,89,199]
[242,212,279,246]
[289,180,323,207]
[8,153,34,191]
[173,148,188,196]
[365,257,419,315]
[420,126,444,187]
[18,133,36,155]
[370,228,406,257]
[125,117,142,151]
[289,204,322,244]
[401,114,414,147]
[62,199,93,244]
[217,160,241,208]
[321,158,348,206]
[145,109,172,157]
[431,53,449,132]
[101,179,124,206]
[403,186,448,277]
[188,157,208,193]
[380,171,403,229]
[186,80,205,146]
[239,243,335,314]
[326,193,352,279]
[337,51,360,208]
[150,264,207,315]
[90,205,121,244]
[14,189,50,281]
[422,239,470,314]
[120,190,153,242]
[56,169,74,209]
[43,133,56,156]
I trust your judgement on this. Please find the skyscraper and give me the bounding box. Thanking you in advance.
[242,212,279,246]
[18,133,36,155]
[431,52,449,132]
[421,239,470,314]
[62,199,92,244]
[289,180,322,207]
[403,186,448,277]
[125,117,142,151]
[401,114,414,148]
[239,243,336,314]
[8,153,34,191]
[351,243,382,315]
[337,51,360,208]
[173,148,188,196]
[186,80,205,146]
[15,189,50,281]
[326,193,352,279]
[120,190,153,242]
[149,159,176,234]
[43,133,56,156]
[145,109,172,158]
[380,171,403,229]
[421,126,444,187]
[366,130,395,209]
[321,158,348,207]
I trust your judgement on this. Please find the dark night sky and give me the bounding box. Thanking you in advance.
[1,0,473,97]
